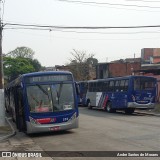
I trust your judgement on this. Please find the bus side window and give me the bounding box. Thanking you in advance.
[92,82,95,92]
[88,83,91,92]
[124,80,129,91]
[120,80,125,92]
[109,81,115,92]
[102,81,108,92]
[97,82,102,92]
[134,79,140,90]
[115,80,120,92]
[96,82,100,92]
[90,82,94,92]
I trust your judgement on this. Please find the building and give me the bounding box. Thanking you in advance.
[44,66,56,71]
[141,48,160,64]
[55,65,70,71]
[96,59,141,79]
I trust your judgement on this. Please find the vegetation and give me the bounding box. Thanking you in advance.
[6,46,35,59]
[3,46,42,83]
[67,49,98,81]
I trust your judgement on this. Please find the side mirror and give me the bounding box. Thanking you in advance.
[75,82,80,95]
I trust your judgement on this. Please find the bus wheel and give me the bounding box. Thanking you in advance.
[125,108,135,114]
[106,102,113,113]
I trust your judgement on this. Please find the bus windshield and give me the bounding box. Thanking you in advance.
[133,77,155,91]
[27,83,74,113]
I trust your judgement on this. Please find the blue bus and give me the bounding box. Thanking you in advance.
[85,76,157,114]
[77,81,88,106]
[5,71,79,133]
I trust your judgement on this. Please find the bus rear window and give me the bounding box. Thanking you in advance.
[134,78,155,91]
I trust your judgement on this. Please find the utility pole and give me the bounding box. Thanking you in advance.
[0,0,5,126]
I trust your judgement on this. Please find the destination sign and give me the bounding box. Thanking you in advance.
[25,75,72,83]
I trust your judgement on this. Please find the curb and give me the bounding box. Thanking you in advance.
[135,111,160,117]
[0,117,16,142]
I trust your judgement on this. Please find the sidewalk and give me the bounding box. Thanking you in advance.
[135,108,160,117]
[133,102,160,116]
[0,117,53,160]
[0,117,15,141]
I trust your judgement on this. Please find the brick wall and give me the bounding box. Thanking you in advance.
[142,48,153,61]
[109,62,141,77]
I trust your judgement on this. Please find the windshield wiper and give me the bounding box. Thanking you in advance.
[52,83,63,105]
[36,84,50,99]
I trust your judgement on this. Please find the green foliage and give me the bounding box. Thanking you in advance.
[27,58,42,72]
[7,46,34,59]
[3,46,42,83]
[3,57,35,81]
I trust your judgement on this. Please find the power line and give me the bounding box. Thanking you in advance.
[4,27,160,35]
[53,0,160,12]
[56,0,160,9]
[4,27,51,31]
[123,0,160,2]
[5,29,160,41]
[4,22,160,30]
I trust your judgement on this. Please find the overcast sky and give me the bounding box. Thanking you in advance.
[2,0,160,66]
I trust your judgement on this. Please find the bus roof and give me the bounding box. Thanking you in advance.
[87,75,156,82]
[22,71,72,77]
[5,71,73,89]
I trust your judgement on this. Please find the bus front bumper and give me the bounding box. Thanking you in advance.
[26,117,79,134]
[127,102,155,109]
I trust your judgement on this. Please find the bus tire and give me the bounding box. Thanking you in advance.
[125,108,135,114]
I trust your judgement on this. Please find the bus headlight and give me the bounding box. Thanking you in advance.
[63,104,72,110]
[69,113,77,121]
[29,116,40,125]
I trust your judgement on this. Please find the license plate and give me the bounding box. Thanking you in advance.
[50,126,60,131]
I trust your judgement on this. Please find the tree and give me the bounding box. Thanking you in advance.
[68,49,98,81]
[27,58,42,72]
[3,47,42,83]
[6,46,35,59]
[3,57,35,81]
[87,57,98,67]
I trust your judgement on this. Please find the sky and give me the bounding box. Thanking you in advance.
[2,0,160,67]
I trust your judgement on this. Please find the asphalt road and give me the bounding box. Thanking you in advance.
[1,107,160,160]
[31,107,160,151]
[30,107,160,159]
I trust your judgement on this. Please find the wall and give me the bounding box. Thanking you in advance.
[109,62,141,77]
[153,48,160,57]
[141,48,153,63]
